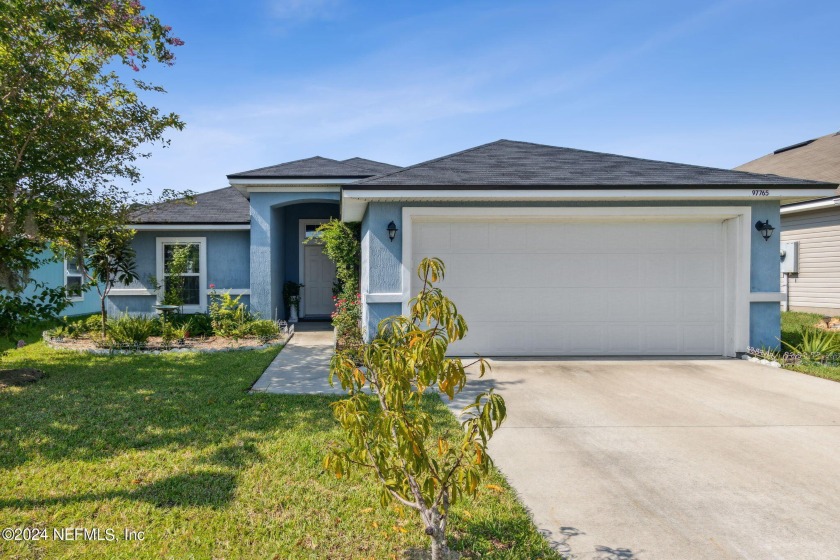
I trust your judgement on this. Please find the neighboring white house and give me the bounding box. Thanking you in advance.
[736,131,840,314]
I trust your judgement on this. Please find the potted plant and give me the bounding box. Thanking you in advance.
[283,281,303,323]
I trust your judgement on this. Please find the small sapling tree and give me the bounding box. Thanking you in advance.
[325,257,507,559]
[69,225,139,336]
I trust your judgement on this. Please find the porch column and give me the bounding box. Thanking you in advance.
[249,193,277,319]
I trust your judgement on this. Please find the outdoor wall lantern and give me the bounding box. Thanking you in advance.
[387,221,399,242]
[755,220,775,241]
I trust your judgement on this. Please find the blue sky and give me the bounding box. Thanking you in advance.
[134,0,840,195]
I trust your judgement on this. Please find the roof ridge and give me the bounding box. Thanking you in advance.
[503,139,812,182]
[340,158,389,174]
[342,156,400,168]
[227,155,345,177]
[355,138,815,186]
[353,140,509,184]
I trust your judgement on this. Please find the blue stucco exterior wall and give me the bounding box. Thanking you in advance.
[361,200,783,351]
[249,191,340,319]
[24,249,101,317]
[107,229,250,314]
[749,200,782,349]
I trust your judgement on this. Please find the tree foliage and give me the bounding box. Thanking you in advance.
[0,0,184,337]
[325,258,507,559]
[311,219,361,296]
[67,222,139,336]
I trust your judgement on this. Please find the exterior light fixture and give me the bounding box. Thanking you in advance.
[387,221,398,242]
[755,220,775,241]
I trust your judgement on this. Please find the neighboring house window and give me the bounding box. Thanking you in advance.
[156,237,207,311]
[64,258,84,302]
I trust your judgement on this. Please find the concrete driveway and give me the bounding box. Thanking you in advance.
[453,359,840,560]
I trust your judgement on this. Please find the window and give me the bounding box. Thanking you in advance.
[64,258,84,301]
[156,238,207,311]
[163,243,200,305]
[304,223,323,239]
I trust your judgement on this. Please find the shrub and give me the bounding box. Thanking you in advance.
[107,313,156,347]
[246,319,281,342]
[209,291,252,339]
[161,322,189,346]
[184,314,213,337]
[332,292,362,348]
[82,314,104,334]
[46,316,88,339]
[781,327,840,362]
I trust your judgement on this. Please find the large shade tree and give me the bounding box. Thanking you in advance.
[0,0,185,338]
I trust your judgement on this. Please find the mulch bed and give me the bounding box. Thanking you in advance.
[0,368,45,388]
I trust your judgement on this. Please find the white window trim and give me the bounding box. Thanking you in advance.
[298,219,330,318]
[156,237,208,312]
[399,206,753,358]
[64,257,85,302]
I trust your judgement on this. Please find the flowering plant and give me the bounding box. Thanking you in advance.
[332,292,362,349]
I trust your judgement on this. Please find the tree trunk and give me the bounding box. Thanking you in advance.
[100,297,107,337]
[426,507,449,560]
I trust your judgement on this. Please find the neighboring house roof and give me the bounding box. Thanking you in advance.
[341,157,402,175]
[350,139,831,189]
[129,187,250,224]
[735,131,840,185]
[227,155,398,179]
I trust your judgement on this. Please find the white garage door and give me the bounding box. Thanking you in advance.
[410,218,726,356]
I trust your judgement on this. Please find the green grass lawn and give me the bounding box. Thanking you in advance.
[780,311,840,383]
[0,342,557,559]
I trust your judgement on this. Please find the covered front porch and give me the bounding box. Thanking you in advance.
[249,191,339,321]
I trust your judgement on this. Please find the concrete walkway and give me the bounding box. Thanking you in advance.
[250,322,343,394]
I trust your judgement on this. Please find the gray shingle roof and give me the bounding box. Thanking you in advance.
[341,157,402,175]
[350,140,834,189]
[228,156,380,179]
[129,187,250,224]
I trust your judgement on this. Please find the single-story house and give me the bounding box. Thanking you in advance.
[736,131,840,314]
[116,139,836,357]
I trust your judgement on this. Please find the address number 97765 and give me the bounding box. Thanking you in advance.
[751,189,769,196]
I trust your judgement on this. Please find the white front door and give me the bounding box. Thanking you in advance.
[303,243,337,317]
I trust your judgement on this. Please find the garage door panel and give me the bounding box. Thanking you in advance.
[682,324,720,354]
[414,222,451,252]
[450,223,490,252]
[640,255,679,286]
[607,289,642,321]
[529,324,569,354]
[642,325,682,354]
[602,255,641,285]
[566,288,610,317]
[565,325,605,354]
[411,217,726,356]
[527,223,566,251]
[679,222,722,252]
[606,325,642,354]
[643,290,678,321]
[680,257,722,287]
[680,290,722,321]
